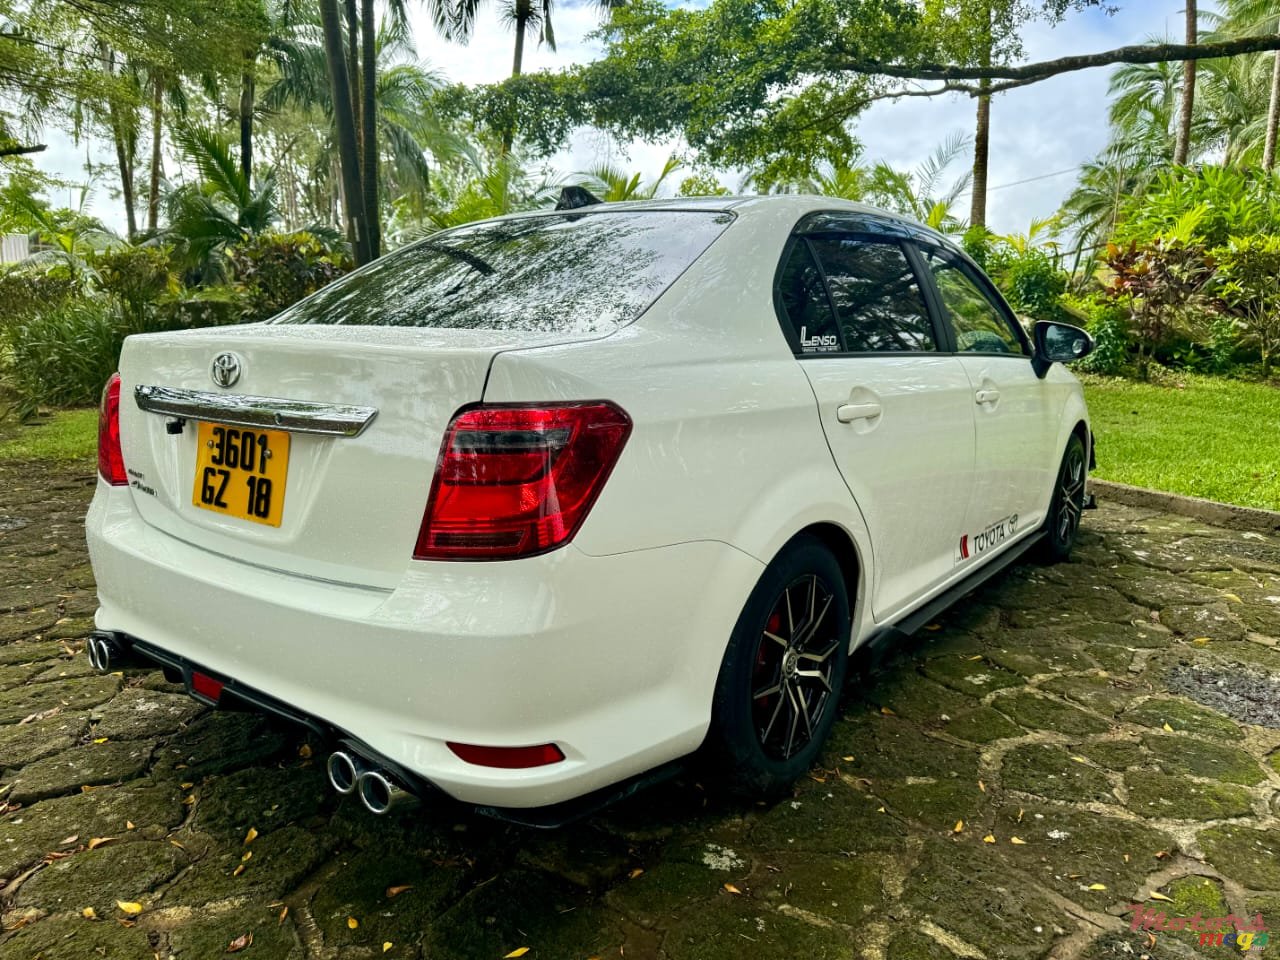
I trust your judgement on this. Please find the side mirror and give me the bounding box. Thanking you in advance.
[1032,320,1094,379]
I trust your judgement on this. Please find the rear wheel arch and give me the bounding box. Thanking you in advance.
[790,522,863,636]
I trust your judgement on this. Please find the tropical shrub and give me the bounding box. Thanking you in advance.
[91,245,179,331]
[155,286,255,329]
[1210,234,1280,377]
[1103,239,1214,379]
[0,301,125,418]
[227,232,352,322]
[1064,293,1130,376]
[0,267,79,325]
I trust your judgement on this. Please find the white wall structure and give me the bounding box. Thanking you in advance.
[1,234,29,263]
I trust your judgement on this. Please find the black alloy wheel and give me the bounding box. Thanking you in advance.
[1042,433,1087,562]
[707,534,850,797]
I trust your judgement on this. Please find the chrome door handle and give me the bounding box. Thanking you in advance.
[836,401,883,423]
[975,388,1000,405]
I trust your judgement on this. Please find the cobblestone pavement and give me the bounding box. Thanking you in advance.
[2,458,1279,960]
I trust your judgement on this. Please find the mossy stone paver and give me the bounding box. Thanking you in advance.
[1003,744,1115,803]
[1198,824,1280,890]
[90,686,205,740]
[1142,734,1267,785]
[1122,697,1244,739]
[5,463,1280,958]
[1124,771,1254,820]
[995,690,1112,736]
[4,739,156,804]
[13,839,191,913]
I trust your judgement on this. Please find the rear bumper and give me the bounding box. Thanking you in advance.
[86,483,762,808]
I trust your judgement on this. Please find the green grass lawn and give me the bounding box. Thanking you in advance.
[1083,374,1280,512]
[0,408,98,463]
[1,377,1277,511]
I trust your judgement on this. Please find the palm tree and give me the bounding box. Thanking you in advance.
[1205,0,1280,170]
[575,155,681,201]
[267,14,456,246]
[1174,0,1198,166]
[448,0,619,151]
[165,124,280,278]
[1107,55,1181,166]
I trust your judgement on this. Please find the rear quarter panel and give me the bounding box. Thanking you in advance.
[483,206,876,631]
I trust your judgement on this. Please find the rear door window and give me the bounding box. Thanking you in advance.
[776,240,841,354]
[807,236,936,352]
[270,210,734,334]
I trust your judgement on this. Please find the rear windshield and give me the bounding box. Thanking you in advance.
[269,209,734,334]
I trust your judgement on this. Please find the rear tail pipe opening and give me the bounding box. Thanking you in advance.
[86,632,133,673]
[357,769,419,815]
[325,750,371,795]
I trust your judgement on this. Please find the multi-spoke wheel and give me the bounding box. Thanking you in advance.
[1041,433,1087,563]
[706,535,850,797]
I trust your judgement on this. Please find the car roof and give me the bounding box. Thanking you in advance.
[485,194,955,246]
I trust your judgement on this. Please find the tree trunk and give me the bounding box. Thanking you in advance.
[1173,0,1196,166]
[343,0,363,162]
[360,0,380,259]
[239,54,256,183]
[1264,50,1280,172]
[318,0,370,263]
[101,43,137,238]
[500,4,528,155]
[148,73,163,232]
[970,79,991,229]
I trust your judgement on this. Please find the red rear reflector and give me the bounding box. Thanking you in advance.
[98,372,127,486]
[414,402,632,560]
[190,671,224,703]
[447,742,565,769]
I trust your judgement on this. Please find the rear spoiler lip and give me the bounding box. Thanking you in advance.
[134,384,379,438]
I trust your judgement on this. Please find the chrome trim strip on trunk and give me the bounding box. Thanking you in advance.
[134,385,378,437]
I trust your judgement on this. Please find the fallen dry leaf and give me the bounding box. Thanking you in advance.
[241,852,252,862]
[182,795,196,806]
[125,821,135,830]
[978,780,985,793]
[953,820,964,833]
[180,782,194,790]
[232,865,246,877]
[1087,883,1107,891]
[966,655,983,661]
[169,840,185,850]
[386,885,412,898]
[1010,837,1027,845]
[298,743,313,759]
[876,806,886,813]
[983,834,996,844]
[88,837,116,850]
[1222,593,1242,603]
[58,835,78,846]
[243,827,258,846]
[503,949,529,959]
[82,907,97,920]
[842,755,854,762]
[723,883,741,895]
[383,944,393,954]
[226,932,253,953]
[93,737,108,744]
[1162,723,1174,732]
[1070,756,1087,764]
[880,706,896,716]
[116,901,143,916]
[1193,637,1211,646]
[1149,892,1174,903]
[279,906,289,923]
[628,868,644,879]
[347,917,359,930]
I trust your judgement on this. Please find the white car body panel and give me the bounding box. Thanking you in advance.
[86,195,1091,810]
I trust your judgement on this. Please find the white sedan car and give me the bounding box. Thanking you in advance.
[86,194,1093,824]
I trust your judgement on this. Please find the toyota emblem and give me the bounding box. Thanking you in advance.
[210,352,242,388]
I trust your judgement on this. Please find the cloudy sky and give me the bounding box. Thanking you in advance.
[34,1,1196,235]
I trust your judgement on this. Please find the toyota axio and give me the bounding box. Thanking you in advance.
[85,194,1094,824]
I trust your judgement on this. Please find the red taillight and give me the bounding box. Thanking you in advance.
[98,373,127,486]
[447,741,565,769]
[414,402,632,560]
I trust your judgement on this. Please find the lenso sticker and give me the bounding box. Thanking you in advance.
[799,325,840,352]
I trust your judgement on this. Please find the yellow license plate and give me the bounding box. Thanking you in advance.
[192,422,290,527]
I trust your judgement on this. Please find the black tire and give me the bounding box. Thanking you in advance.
[705,535,850,798]
[1040,433,1087,563]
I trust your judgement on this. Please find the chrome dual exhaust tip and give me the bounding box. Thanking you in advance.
[86,633,124,672]
[325,750,369,795]
[325,750,420,815]
[356,769,419,815]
